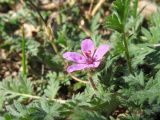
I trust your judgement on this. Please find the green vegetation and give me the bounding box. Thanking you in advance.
[0,0,160,119]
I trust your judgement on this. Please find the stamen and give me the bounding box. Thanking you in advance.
[86,57,95,64]
[84,50,91,57]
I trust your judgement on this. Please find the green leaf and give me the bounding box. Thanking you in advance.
[70,107,106,120]
[90,13,100,32]
[0,95,4,111]
[6,100,61,120]
[44,72,60,99]
[130,44,154,68]
[106,0,131,32]
[106,14,123,32]
[124,71,145,88]
[150,11,160,27]
[129,70,160,104]
[0,75,32,101]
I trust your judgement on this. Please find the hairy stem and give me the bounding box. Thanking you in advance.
[21,26,27,76]
[88,72,97,90]
[69,74,89,84]
[123,33,133,74]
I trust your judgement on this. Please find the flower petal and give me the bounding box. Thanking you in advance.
[67,64,88,73]
[87,61,100,68]
[93,61,101,68]
[63,52,86,63]
[94,45,110,61]
[81,39,95,57]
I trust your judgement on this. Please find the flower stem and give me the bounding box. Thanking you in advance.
[21,25,27,77]
[88,72,97,90]
[123,33,133,74]
[7,91,66,104]
[69,73,89,84]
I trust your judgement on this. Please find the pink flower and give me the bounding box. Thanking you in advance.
[63,38,111,73]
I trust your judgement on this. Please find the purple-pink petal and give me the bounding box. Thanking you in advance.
[93,61,101,68]
[86,61,100,68]
[94,45,110,61]
[67,64,88,73]
[63,52,86,63]
[81,39,95,57]
[63,39,111,73]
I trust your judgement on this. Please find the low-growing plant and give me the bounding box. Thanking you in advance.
[0,0,160,119]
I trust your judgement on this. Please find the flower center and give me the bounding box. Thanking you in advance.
[83,50,95,64]
[86,57,95,64]
[84,50,91,57]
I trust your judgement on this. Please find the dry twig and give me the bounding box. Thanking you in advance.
[39,1,65,10]
[91,0,105,16]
